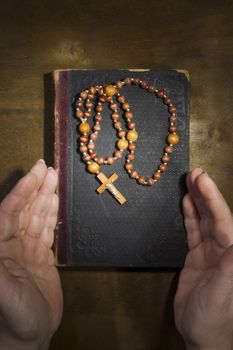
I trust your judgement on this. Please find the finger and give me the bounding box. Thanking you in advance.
[25,168,58,239]
[192,172,233,247]
[183,193,202,249]
[30,159,48,188]
[40,194,59,248]
[25,159,48,207]
[39,167,58,195]
[186,167,204,192]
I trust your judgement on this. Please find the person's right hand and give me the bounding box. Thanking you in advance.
[174,168,233,350]
[0,160,63,350]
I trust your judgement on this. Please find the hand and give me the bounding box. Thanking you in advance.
[0,160,63,350]
[174,168,233,350]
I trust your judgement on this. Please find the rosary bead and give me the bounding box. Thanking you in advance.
[104,85,117,97]
[80,145,87,153]
[114,121,122,129]
[107,157,114,164]
[153,172,161,180]
[89,86,96,94]
[157,90,165,98]
[131,78,140,85]
[112,112,121,120]
[80,91,88,99]
[130,170,138,179]
[127,153,135,160]
[84,111,91,118]
[137,176,145,185]
[128,122,136,129]
[167,133,179,145]
[96,105,103,112]
[147,178,155,186]
[159,164,167,172]
[125,162,133,170]
[124,77,131,85]
[97,156,104,164]
[140,81,148,88]
[148,85,155,92]
[164,146,173,153]
[83,154,91,163]
[99,96,106,103]
[114,151,123,158]
[169,106,176,113]
[90,133,98,141]
[80,135,88,143]
[98,88,104,95]
[117,139,129,150]
[87,162,100,174]
[93,124,101,132]
[110,103,118,111]
[127,130,138,142]
[87,143,95,150]
[125,111,133,119]
[128,143,136,151]
[87,93,94,99]
[86,101,93,109]
[94,115,103,122]
[164,98,172,105]
[79,122,90,134]
[169,115,177,122]
[117,95,125,103]
[162,155,170,163]
[76,110,83,118]
[116,81,123,89]
[118,130,126,138]
[122,103,130,110]
[76,101,83,108]
[90,152,97,159]
[169,126,177,133]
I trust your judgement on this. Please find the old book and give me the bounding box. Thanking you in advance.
[54,69,189,268]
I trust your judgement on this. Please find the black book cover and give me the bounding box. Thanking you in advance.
[54,69,189,268]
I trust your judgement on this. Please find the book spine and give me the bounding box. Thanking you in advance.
[54,70,69,266]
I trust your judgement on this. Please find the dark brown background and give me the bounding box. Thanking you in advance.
[0,1,232,349]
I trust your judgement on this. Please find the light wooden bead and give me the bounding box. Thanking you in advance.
[87,162,100,174]
[104,85,117,97]
[117,139,129,150]
[79,122,90,134]
[167,133,180,145]
[127,130,138,142]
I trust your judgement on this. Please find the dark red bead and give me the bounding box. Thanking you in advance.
[157,90,165,98]
[169,106,176,113]
[124,77,131,85]
[164,98,172,105]
[140,81,148,89]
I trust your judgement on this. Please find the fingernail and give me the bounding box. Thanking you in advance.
[38,159,45,164]
[48,166,54,170]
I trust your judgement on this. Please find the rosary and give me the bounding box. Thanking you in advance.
[75,77,180,205]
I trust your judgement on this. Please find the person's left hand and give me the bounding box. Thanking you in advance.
[0,160,63,350]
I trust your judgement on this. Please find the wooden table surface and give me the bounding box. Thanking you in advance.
[0,1,232,349]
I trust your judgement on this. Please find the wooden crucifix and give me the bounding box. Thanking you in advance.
[96,172,126,205]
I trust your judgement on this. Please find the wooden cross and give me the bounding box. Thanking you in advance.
[96,172,126,205]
